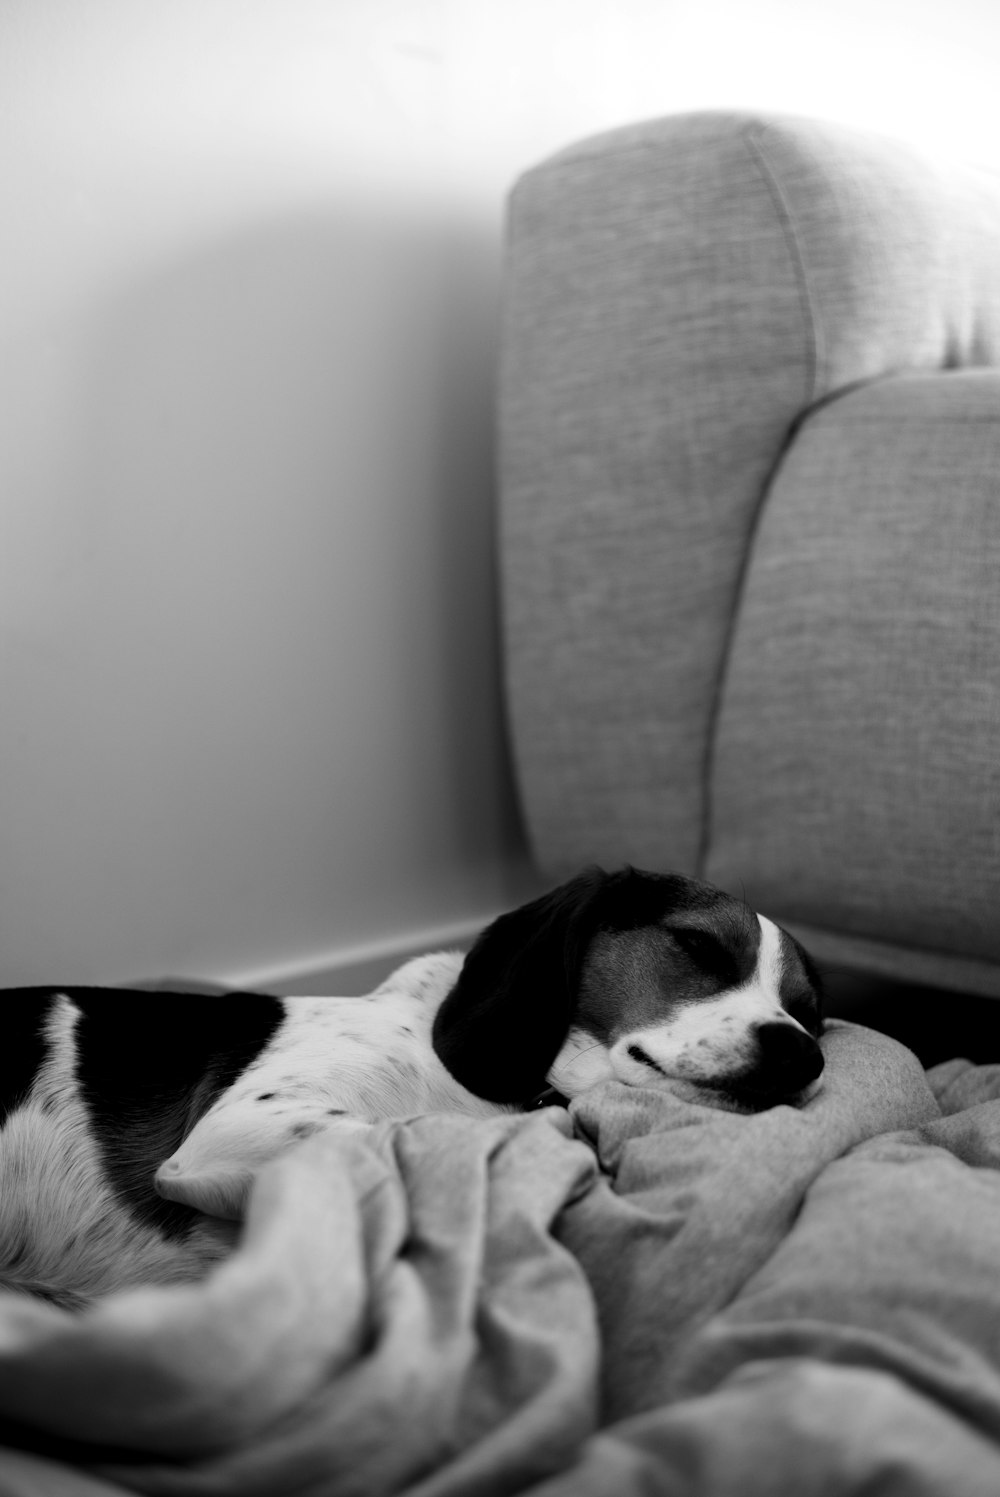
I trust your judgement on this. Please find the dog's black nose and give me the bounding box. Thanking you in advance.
[750,1021,824,1093]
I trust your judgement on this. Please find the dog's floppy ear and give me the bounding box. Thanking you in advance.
[432,866,623,1105]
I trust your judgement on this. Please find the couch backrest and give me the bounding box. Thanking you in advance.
[499,112,1000,994]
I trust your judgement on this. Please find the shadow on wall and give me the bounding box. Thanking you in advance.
[2,201,538,985]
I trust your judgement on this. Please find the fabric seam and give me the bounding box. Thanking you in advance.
[695,123,821,880]
[742,124,823,402]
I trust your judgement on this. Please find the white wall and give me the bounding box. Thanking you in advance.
[2,0,998,988]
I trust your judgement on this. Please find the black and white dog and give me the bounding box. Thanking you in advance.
[0,867,823,1307]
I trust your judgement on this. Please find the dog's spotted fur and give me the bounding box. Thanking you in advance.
[0,995,237,1308]
[155,953,505,1220]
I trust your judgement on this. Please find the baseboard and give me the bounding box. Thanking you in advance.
[219,915,489,997]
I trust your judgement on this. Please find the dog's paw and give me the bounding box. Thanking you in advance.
[155,1108,369,1219]
[154,1158,253,1220]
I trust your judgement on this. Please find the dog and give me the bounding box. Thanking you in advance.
[432,865,823,1109]
[0,866,823,1308]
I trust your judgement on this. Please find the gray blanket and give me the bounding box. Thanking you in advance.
[2,1020,1000,1496]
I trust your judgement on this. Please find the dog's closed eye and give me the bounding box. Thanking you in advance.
[670,927,738,984]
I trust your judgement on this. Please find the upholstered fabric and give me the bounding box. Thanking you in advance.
[500,111,1000,995]
[706,370,1000,977]
[502,114,817,873]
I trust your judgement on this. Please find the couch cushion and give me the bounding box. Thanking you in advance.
[706,370,1000,982]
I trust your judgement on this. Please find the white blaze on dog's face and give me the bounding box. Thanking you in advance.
[548,912,824,1110]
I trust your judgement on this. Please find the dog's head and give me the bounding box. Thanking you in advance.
[432,866,824,1111]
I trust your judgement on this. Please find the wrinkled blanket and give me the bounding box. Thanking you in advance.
[2,1020,1000,1496]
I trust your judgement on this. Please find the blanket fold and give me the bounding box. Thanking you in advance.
[0,1111,600,1497]
[0,1019,999,1497]
[558,1019,942,1418]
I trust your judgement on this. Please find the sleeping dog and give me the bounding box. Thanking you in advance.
[0,866,823,1307]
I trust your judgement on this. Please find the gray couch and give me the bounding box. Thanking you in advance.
[498,111,1000,1005]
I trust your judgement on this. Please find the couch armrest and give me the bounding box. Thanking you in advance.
[500,112,1000,880]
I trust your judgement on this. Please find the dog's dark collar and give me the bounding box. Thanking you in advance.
[526,1086,569,1110]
